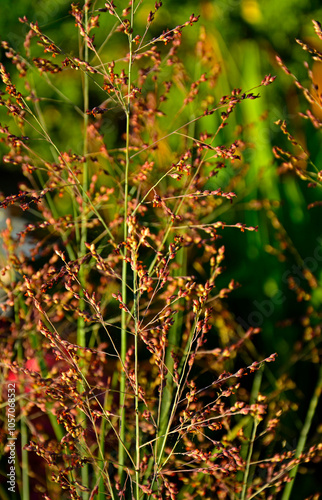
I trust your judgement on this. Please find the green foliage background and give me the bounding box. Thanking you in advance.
[1,1,322,498]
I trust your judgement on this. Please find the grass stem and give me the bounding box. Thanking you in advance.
[118,2,134,485]
[78,3,90,498]
[281,362,322,500]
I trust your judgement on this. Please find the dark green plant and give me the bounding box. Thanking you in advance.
[0,3,321,500]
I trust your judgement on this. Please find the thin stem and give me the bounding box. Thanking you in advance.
[78,1,89,350]
[98,386,116,500]
[240,418,259,500]
[21,94,114,243]
[237,366,263,489]
[79,3,90,498]
[27,80,77,261]
[119,1,134,484]
[281,362,322,500]
[133,265,140,500]
[152,312,201,484]
[21,416,29,500]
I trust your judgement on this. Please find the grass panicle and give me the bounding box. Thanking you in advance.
[0,4,321,500]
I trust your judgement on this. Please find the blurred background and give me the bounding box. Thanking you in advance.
[1,1,322,497]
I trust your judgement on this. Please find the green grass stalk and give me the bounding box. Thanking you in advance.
[78,3,90,497]
[98,385,116,500]
[158,247,186,442]
[119,2,134,484]
[133,265,140,500]
[20,415,29,500]
[240,418,259,500]
[281,362,322,500]
[153,310,202,482]
[78,0,89,353]
[238,366,263,488]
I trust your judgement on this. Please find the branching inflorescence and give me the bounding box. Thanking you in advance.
[0,3,321,500]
